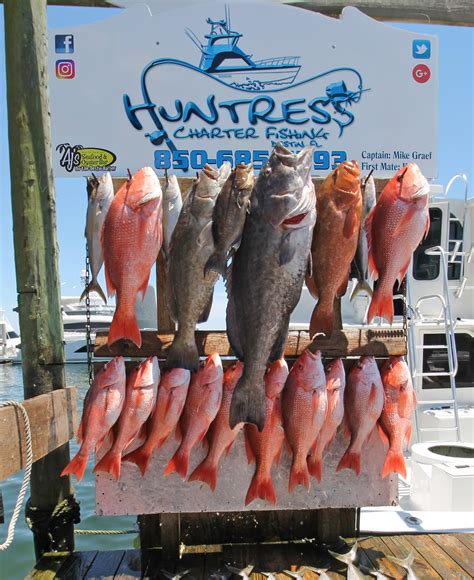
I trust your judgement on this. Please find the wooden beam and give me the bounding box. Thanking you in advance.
[0,388,78,482]
[4,0,75,557]
[95,328,407,358]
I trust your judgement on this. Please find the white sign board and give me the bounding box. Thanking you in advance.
[49,2,438,177]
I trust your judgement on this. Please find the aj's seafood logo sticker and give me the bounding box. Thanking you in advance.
[123,6,368,155]
[56,143,117,172]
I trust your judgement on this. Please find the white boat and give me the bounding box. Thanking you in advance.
[0,310,21,363]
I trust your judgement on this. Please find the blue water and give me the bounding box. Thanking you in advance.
[0,364,137,579]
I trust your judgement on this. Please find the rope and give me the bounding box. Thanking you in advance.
[74,529,136,535]
[0,401,33,551]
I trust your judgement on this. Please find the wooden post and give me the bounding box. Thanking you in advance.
[4,0,75,558]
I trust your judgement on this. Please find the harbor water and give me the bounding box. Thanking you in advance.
[0,364,137,579]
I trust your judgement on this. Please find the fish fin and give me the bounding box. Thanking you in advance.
[226,296,243,360]
[197,290,214,324]
[93,450,122,480]
[350,280,373,301]
[61,450,88,483]
[368,382,380,406]
[336,448,361,475]
[393,205,419,238]
[396,259,411,287]
[274,443,283,467]
[279,231,296,265]
[138,274,150,302]
[204,252,227,277]
[336,275,350,298]
[122,445,152,477]
[377,424,390,447]
[165,334,199,372]
[229,375,266,431]
[367,287,394,324]
[245,472,277,506]
[163,446,189,480]
[174,422,182,441]
[200,432,209,450]
[76,417,84,444]
[308,451,323,482]
[341,415,350,440]
[224,439,236,458]
[365,208,379,280]
[404,424,413,448]
[309,302,334,338]
[95,429,113,452]
[108,304,141,348]
[381,448,406,479]
[343,206,359,239]
[424,212,430,239]
[244,432,256,464]
[269,316,290,362]
[80,279,107,305]
[388,550,416,570]
[305,272,318,300]
[104,264,116,297]
[289,456,310,492]
[196,221,213,248]
[326,433,336,451]
[188,457,218,491]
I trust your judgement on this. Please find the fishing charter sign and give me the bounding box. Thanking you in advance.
[49,2,438,177]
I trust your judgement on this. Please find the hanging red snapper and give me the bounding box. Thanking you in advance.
[61,357,126,482]
[282,349,327,492]
[164,353,223,480]
[94,356,159,480]
[188,362,245,490]
[122,367,191,476]
[308,358,345,482]
[103,167,163,348]
[337,356,384,475]
[366,163,430,323]
[378,357,416,479]
[244,358,288,506]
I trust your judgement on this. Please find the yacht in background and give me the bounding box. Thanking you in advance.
[0,310,20,363]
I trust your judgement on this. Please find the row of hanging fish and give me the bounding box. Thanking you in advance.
[62,352,415,505]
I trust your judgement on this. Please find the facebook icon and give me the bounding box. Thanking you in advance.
[55,34,74,54]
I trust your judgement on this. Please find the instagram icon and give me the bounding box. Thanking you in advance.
[56,59,75,79]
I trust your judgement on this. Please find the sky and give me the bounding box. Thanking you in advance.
[0,5,473,331]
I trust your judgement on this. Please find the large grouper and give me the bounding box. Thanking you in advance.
[227,144,316,430]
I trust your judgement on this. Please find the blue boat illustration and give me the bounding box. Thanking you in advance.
[184,6,301,90]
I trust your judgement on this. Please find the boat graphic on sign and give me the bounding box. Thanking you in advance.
[185,6,301,91]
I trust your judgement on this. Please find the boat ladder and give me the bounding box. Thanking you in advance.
[405,246,461,443]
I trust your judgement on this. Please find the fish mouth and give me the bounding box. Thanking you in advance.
[137,189,161,206]
[341,160,360,177]
[411,183,430,199]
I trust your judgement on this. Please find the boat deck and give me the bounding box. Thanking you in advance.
[28,533,474,579]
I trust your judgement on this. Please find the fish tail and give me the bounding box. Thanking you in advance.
[289,455,311,492]
[336,447,361,475]
[108,303,141,348]
[80,279,107,305]
[350,280,373,301]
[165,333,199,372]
[163,445,189,480]
[204,252,227,277]
[307,451,323,483]
[381,448,407,479]
[61,450,89,482]
[245,471,277,506]
[309,301,334,338]
[229,374,266,431]
[367,286,394,324]
[122,445,152,477]
[188,456,218,491]
[93,450,122,480]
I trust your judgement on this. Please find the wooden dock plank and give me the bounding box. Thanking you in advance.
[429,534,474,577]
[113,549,145,578]
[84,550,125,579]
[94,328,407,359]
[403,534,468,578]
[0,387,77,481]
[359,536,405,578]
[27,552,72,579]
[55,550,97,579]
[454,533,474,552]
[381,535,441,579]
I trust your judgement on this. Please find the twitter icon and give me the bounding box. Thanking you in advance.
[413,40,431,59]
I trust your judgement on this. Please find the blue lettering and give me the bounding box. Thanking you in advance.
[183,95,218,124]
[248,96,280,125]
[308,98,331,124]
[281,99,309,124]
[220,99,252,123]
[158,99,183,122]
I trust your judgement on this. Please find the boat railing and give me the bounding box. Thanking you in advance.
[255,56,300,67]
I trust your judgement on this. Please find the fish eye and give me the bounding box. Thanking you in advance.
[262,166,271,177]
[298,363,304,370]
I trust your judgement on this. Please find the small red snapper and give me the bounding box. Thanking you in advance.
[308,358,345,482]
[188,362,244,490]
[337,356,384,475]
[282,349,327,492]
[379,357,416,479]
[122,367,191,475]
[94,356,159,480]
[366,163,430,323]
[164,353,223,480]
[244,358,288,505]
[61,357,126,482]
